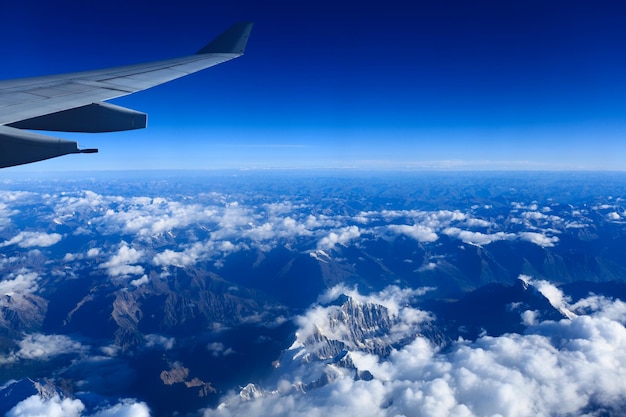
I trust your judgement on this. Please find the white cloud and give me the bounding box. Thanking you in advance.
[416,262,438,272]
[53,191,217,239]
[207,342,236,357]
[144,334,175,350]
[607,212,621,220]
[523,277,573,317]
[464,218,492,228]
[317,226,362,250]
[88,399,151,417]
[153,241,213,268]
[441,228,559,248]
[0,202,18,230]
[205,289,626,417]
[521,275,626,323]
[6,395,150,417]
[64,253,79,262]
[565,221,587,229]
[522,210,548,220]
[518,232,559,247]
[100,242,145,278]
[17,333,84,360]
[387,224,438,243]
[570,295,626,323]
[0,333,84,364]
[1,231,62,248]
[218,202,254,229]
[429,209,467,225]
[374,209,467,230]
[244,217,312,242]
[130,275,149,287]
[64,248,101,262]
[443,227,513,246]
[0,270,39,296]
[7,395,84,417]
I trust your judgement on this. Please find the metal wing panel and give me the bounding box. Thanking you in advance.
[0,53,239,125]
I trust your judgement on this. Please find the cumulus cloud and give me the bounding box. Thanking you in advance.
[17,333,84,360]
[0,202,18,230]
[88,399,151,417]
[607,212,621,220]
[0,270,39,296]
[0,190,37,203]
[521,275,626,323]
[521,211,548,220]
[99,197,213,238]
[317,226,362,250]
[7,395,84,417]
[520,276,573,317]
[570,295,626,323]
[64,247,102,263]
[387,224,438,243]
[153,241,216,268]
[205,286,626,417]
[1,231,62,248]
[364,207,565,250]
[100,242,145,278]
[443,227,513,246]
[0,333,84,364]
[20,184,572,270]
[130,275,149,287]
[518,232,559,247]
[464,218,492,228]
[6,395,150,417]
[244,217,312,242]
[440,228,559,248]
[51,190,221,239]
[63,252,80,262]
[144,334,175,350]
[207,342,236,357]
[371,209,467,230]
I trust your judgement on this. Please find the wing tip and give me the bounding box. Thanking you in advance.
[197,22,254,55]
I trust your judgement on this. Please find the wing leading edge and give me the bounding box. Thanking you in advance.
[0,21,253,168]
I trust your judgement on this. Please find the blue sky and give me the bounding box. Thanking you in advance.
[2,0,625,171]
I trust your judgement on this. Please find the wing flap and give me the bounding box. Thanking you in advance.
[9,102,147,132]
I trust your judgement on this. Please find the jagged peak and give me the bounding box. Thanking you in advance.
[517,275,531,290]
[327,293,352,307]
[239,383,265,401]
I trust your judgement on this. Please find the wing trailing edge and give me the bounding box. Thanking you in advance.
[9,102,147,133]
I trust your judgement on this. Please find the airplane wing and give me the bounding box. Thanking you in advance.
[0,21,253,168]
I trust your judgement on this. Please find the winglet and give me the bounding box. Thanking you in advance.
[197,22,254,55]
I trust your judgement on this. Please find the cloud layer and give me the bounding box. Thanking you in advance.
[205,282,626,417]
[2,175,626,417]
[7,395,150,417]
[0,184,586,291]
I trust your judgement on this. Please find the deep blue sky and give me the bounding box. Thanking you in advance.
[2,0,626,171]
